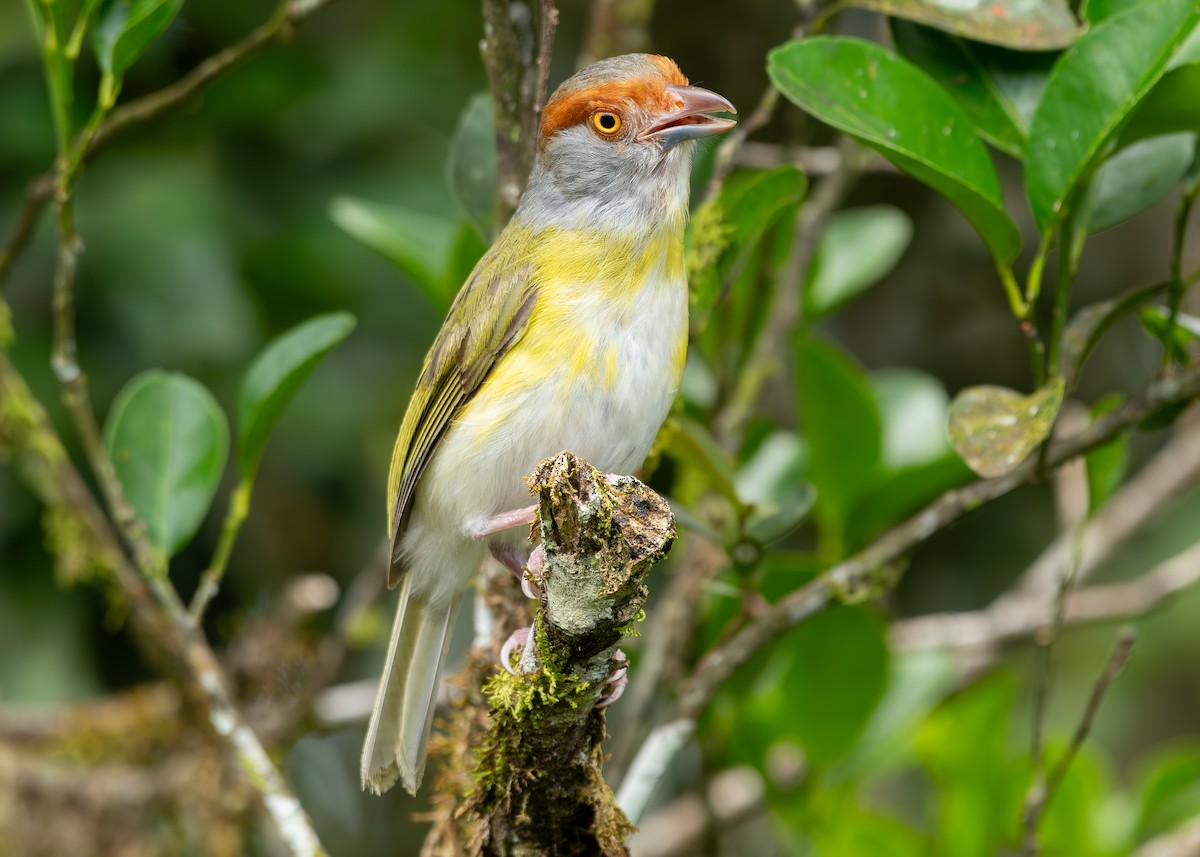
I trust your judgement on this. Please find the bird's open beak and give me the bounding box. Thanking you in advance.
[640,84,737,149]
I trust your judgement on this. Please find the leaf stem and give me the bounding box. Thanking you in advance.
[190,478,254,619]
[1163,175,1200,369]
[36,0,74,158]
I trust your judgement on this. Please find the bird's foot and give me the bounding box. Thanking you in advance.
[596,649,629,708]
[488,543,545,599]
[500,626,537,675]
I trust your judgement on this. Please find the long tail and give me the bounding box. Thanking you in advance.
[360,573,462,795]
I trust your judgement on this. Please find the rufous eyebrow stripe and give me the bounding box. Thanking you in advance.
[538,55,688,143]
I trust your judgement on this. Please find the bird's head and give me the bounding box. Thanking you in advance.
[517,54,736,231]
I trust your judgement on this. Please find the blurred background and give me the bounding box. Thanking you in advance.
[1,0,1198,854]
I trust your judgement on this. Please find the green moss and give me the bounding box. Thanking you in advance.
[618,608,646,638]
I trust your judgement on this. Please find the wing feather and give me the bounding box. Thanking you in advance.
[385,254,537,587]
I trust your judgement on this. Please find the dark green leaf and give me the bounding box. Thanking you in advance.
[104,370,228,557]
[1090,134,1197,232]
[804,205,912,321]
[796,335,882,545]
[769,38,1021,264]
[732,607,889,767]
[1059,282,1167,386]
[237,312,357,479]
[92,0,183,96]
[447,92,497,240]
[847,455,973,549]
[734,430,816,542]
[842,0,1080,49]
[1140,304,1200,364]
[947,378,1065,478]
[687,167,807,328]
[1025,0,1200,233]
[1120,65,1200,147]
[1085,395,1128,513]
[891,21,1028,157]
[329,196,459,310]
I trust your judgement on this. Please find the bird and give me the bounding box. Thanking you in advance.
[361,53,736,796]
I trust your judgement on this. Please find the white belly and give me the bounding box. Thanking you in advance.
[402,273,686,605]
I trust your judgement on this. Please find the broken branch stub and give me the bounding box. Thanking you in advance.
[467,452,674,857]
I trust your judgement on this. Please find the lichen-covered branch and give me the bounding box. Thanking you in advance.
[430,453,674,856]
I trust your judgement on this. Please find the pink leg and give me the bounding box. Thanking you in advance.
[472,505,537,537]
[500,627,531,675]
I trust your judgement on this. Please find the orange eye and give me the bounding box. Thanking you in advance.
[591,111,622,136]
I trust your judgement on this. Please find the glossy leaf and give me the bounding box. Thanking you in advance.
[238,312,357,479]
[734,431,816,542]
[891,21,1028,157]
[93,0,183,98]
[1120,65,1200,146]
[447,92,497,240]
[1025,0,1200,233]
[1135,744,1200,839]
[329,196,459,310]
[769,38,1021,264]
[688,167,807,328]
[104,370,228,557]
[1141,304,1200,364]
[842,0,1080,49]
[1090,134,1197,232]
[872,369,952,472]
[804,205,913,321]
[796,335,882,541]
[947,378,1065,478]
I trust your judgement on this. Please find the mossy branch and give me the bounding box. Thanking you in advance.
[455,453,674,856]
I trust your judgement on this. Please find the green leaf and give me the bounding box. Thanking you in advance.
[1090,134,1197,232]
[329,196,459,310]
[92,0,182,102]
[735,607,889,767]
[796,335,882,545]
[1059,282,1167,386]
[447,92,497,240]
[687,167,807,328]
[734,431,816,542]
[1085,395,1128,513]
[872,368,951,472]
[842,0,1081,49]
[890,21,1029,157]
[1121,65,1200,146]
[947,378,1065,478]
[237,312,357,479]
[1140,304,1200,364]
[769,37,1021,264]
[1135,744,1200,839]
[804,205,912,321]
[1025,0,1200,233]
[104,370,228,557]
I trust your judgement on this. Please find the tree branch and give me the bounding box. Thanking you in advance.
[623,363,1200,808]
[436,453,674,856]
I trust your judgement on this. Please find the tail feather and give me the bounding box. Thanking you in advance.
[361,574,462,795]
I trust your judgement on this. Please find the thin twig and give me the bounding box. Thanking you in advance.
[890,538,1200,656]
[0,175,54,292]
[1043,627,1135,808]
[533,0,559,132]
[577,0,653,67]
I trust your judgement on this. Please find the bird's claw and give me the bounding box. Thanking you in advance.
[596,649,629,708]
[521,544,545,599]
[500,627,532,675]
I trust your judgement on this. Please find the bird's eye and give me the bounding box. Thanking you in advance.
[591,111,622,136]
